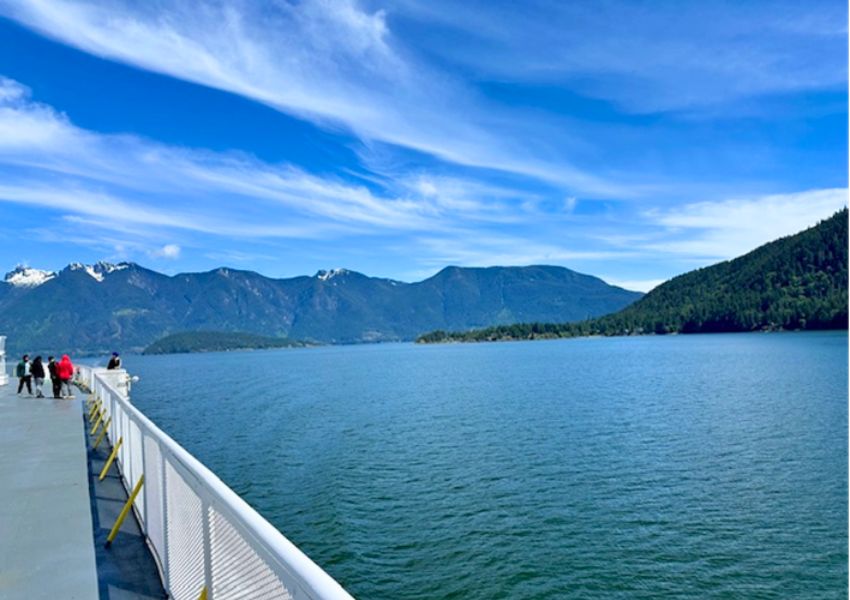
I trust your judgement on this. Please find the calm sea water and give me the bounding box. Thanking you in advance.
[120,331,847,599]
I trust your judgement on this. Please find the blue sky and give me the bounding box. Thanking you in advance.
[0,0,846,291]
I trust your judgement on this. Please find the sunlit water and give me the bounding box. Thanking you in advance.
[120,331,847,599]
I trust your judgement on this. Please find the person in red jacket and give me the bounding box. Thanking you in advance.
[57,354,75,399]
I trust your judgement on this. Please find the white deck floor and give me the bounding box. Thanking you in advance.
[0,382,99,599]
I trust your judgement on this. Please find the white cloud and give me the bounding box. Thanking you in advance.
[602,278,665,293]
[0,77,27,102]
[0,77,581,271]
[394,0,846,113]
[0,79,476,236]
[2,79,841,285]
[643,188,848,259]
[413,233,635,268]
[0,77,76,149]
[152,244,181,259]
[396,174,536,218]
[0,0,627,195]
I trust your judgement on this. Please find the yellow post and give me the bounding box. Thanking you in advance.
[99,437,124,481]
[86,393,95,408]
[198,586,208,600]
[92,417,112,449]
[105,474,144,548]
[90,410,105,435]
[88,399,101,420]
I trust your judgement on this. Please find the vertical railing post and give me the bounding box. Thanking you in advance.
[160,448,171,592]
[140,430,148,528]
[201,497,215,599]
[121,410,129,483]
[108,389,115,445]
[127,409,136,495]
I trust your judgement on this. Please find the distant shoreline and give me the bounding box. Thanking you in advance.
[142,344,321,356]
[416,326,848,344]
[142,331,312,355]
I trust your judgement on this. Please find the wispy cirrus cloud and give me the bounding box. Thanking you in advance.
[641,188,848,259]
[0,0,629,195]
[0,76,536,239]
[394,0,847,113]
[1,74,843,283]
[412,233,638,268]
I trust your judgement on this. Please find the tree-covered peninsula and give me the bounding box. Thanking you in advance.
[418,209,848,343]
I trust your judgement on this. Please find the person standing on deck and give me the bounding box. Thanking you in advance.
[16,354,32,395]
[57,354,74,399]
[47,356,60,399]
[31,355,46,398]
[107,352,121,370]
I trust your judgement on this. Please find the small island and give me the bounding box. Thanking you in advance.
[143,331,310,355]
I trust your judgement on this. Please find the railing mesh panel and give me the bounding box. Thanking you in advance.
[144,435,165,558]
[209,506,294,600]
[130,420,145,520]
[166,460,206,600]
[119,410,130,473]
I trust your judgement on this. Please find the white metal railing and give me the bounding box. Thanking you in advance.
[0,336,6,385]
[77,365,355,600]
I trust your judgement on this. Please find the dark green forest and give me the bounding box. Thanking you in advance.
[143,331,306,354]
[418,209,848,343]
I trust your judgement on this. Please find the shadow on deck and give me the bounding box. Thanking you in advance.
[83,389,168,600]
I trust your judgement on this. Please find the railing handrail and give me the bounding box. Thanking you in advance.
[78,364,355,600]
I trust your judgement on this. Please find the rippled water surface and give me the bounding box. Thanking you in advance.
[124,332,847,599]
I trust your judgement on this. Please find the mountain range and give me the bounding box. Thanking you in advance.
[0,263,642,355]
[419,209,848,342]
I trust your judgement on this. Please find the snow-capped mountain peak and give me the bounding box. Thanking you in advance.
[316,268,348,281]
[3,266,57,287]
[4,262,132,286]
[67,261,130,282]
[93,261,129,275]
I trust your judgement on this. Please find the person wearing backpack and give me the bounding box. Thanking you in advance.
[31,355,46,398]
[47,356,61,399]
[16,354,32,395]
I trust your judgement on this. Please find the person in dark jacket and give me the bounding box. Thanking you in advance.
[47,356,61,399]
[107,352,121,370]
[31,356,46,398]
[16,354,31,395]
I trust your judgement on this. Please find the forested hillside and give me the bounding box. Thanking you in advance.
[419,210,848,343]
